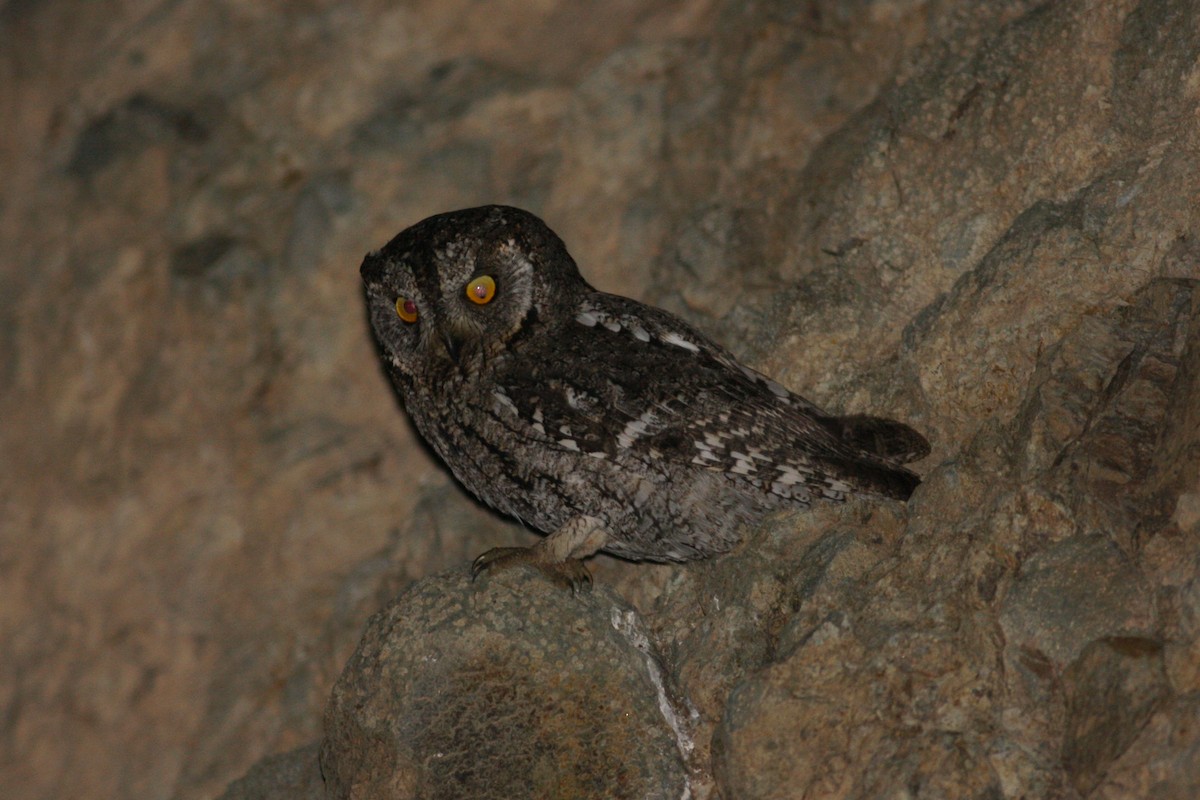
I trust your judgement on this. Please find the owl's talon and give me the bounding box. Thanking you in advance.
[470,546,523,579]
[471,546,593,593]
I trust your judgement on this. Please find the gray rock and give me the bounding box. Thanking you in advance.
[1000,535,1156,669]
[320,567,692,800]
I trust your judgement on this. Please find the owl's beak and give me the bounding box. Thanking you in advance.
[438,315,478,365]
[439,316,475,364]
[441,330,462,363]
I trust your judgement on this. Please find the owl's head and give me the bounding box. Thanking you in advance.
[361,205,589,377]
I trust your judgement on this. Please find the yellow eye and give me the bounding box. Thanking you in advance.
[395,296,418,323]
[466,275,496,305]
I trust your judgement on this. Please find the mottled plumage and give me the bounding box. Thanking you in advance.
[361,205,928,579]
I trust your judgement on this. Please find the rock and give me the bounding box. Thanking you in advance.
[3,0,1200,798]
[320,567,693,800]
[1062,637,1170,795]
[1089,693,1200,800]
[999,535,1156,669]
[703,504,1007,799]
[217,743,324,800]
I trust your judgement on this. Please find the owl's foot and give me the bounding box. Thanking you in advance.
[472,547,593,593]
[471,515,609,594]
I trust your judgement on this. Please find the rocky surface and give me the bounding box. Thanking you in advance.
[216,744,323,800]
[2,1,1199,798]
[321,568,692,799]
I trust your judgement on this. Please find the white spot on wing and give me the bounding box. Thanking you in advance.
[730,459,756,475]
[617,410,659,449]
[827,479,852,494]
[692,439,722,466]
[493,390,517,415]
[576,311,598,327]
[775,465,811,486]
[740,365,790,397]
[558,438,580,451]
[661,332,700,352]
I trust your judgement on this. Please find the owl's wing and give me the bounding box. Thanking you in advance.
[496,294,926,503]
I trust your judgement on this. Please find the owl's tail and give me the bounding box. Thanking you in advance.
[836,456,923,501]
[813,413,930,502]
[822,414,931,465]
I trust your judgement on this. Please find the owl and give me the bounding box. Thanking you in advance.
[361,205,929,588]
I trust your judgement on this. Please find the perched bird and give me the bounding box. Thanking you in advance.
[361,205,928,588]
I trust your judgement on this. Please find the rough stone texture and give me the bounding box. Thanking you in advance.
[215,743,323,800]
[3,1,1199,799]
[320,568,692,799]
